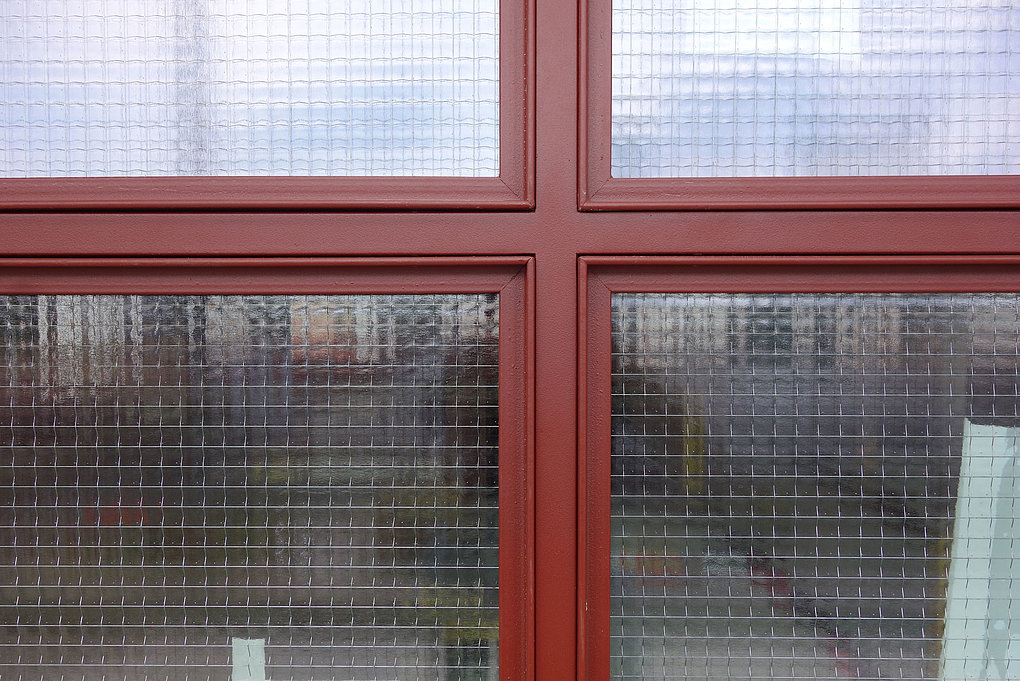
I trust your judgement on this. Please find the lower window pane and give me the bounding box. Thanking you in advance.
[611,293,1020,680]
[0,294,499,681]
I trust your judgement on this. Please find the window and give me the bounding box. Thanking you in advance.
[581,0,1020,208]
[0,0,532,209]
[581,258,1020,681]
[0,259,532,680]
[1,1,1018,680]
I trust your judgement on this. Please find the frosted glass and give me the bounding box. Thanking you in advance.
[0,294,499,680]
[1,1,499,177]
[612,1,1020,177]
[610,292,1020,680]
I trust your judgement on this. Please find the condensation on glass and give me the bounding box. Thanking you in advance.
[610,293,1020,680]
[0,294,500,681]
[611,1,1020,177]
[0,1,499,177]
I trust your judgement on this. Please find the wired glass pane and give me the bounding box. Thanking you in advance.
[610,292,1020,680]
[0,294,499,681]
[1,1,499,177]
[611,1,1020,177]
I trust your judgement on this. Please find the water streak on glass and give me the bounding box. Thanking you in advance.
[1,1,499,177]
[612,0,1020,177]
[0,294,500,681]
[610,293,1020,680]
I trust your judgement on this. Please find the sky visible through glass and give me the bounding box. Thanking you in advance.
[0,0,499,177]
[612,0,1020,177]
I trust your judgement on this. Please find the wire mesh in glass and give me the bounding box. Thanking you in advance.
[611,0,1020,177]
[610,292,1020,681]
[0,0,499,177]
[0,294,499,681]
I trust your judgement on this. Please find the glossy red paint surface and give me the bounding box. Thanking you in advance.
[0,176,533,212]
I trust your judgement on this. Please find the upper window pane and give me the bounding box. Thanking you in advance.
[611,1,1020,178]
[1,0,499,177]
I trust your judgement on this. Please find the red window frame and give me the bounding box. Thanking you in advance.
[1,0,1018,678]
[578,254,1020,681]
[0,256,535,681]
[0,0,534,212]
[579,0,1020,211]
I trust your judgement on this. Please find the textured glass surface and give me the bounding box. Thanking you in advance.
[0,294,499,681]
[610,293,1020,680]
[612,1,1020,177]
[1,1,499,177]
